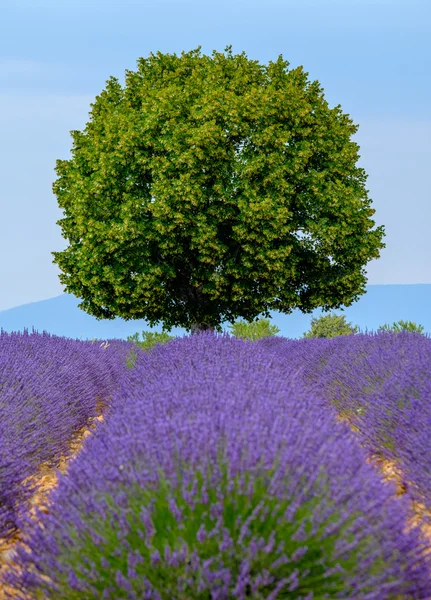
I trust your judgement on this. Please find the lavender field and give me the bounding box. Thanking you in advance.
[1,329,431,599]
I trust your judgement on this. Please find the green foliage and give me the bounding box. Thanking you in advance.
[34,452,381,599]
[125,346,138,369]
[302,312,359,339]
[377,320,425,334]
[51,45,385,335]
[125,330,175,368]
[227,317,280,341]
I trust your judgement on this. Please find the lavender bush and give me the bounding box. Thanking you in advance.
[0,328,134,544]
[126,330,176,354]
[258,331,431,517]
[4,332,430,599]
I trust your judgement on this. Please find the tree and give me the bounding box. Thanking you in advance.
[126,329,175,352]
[377,320,425,334]
[51,45,386,335]
[227,317,280,341]
[302,313,359,338]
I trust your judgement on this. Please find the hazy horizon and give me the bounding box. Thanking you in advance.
[2,284,430,342]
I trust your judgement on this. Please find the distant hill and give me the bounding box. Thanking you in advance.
[0,285,430,341]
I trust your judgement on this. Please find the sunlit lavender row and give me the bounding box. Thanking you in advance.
[0,328,134,544]
[4,331,430,599]
[258,331,431,516]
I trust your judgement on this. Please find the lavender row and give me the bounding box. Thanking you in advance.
[258,331,431,516]
[4,331,430,599]
[0,328,134,544]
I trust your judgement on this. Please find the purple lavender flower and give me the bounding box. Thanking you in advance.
[2,331,430,598]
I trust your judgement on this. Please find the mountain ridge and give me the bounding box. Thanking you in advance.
[1,284,430,341]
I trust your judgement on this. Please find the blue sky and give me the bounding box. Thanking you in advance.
[0,0,429,312]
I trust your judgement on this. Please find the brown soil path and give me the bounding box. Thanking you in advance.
[0,397,107,600]
[337,416,431,553]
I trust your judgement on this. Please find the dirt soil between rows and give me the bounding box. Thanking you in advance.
[0,398,106,600]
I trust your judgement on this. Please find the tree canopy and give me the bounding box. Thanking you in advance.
[52,45,386,334]
[302,313,359,339]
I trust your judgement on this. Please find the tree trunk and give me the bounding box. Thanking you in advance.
[187,284,217,335]
[190,322,216,335]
